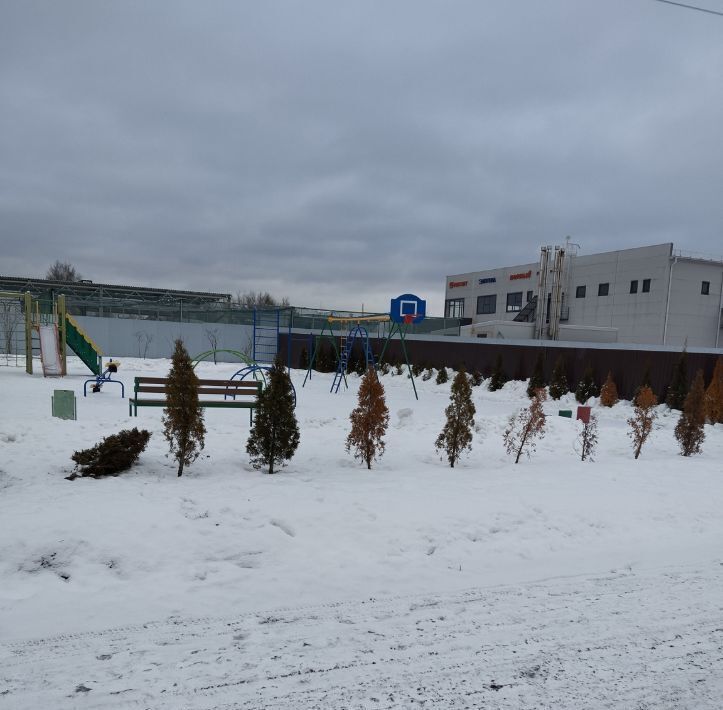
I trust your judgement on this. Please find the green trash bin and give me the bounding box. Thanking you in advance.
[558,410,572,418]
[52,390,77,420]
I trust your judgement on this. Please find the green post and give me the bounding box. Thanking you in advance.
[396,324,418,401]
[57,294,67,376]
[24,291,33,374]
[377,321,418,401]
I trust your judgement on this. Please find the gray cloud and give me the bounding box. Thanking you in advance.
[1,0,722,311]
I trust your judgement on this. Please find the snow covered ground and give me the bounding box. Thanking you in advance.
[1,357,722,708]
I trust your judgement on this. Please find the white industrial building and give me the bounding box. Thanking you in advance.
[444,243,723,348]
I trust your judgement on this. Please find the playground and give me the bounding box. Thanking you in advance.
[1,296,723,707]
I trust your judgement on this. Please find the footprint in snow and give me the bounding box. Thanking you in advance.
[269,519,296,537]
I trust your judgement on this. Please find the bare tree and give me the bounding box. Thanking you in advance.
[627,386,658,459]
[46,260,82,282]
[577,413,599,462]
[205,328,219,364]
[503,389,547,464]
[234,290,290,308]
[0,299,22,359]
[134,331,153,359]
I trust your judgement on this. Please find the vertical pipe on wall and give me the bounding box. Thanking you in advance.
[663,256,678,345]
[549,247,565,340]
[716,271,723,349]
[534,247,550,340]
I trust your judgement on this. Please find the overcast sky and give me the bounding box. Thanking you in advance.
[1,1,722,312]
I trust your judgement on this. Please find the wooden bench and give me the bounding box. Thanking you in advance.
[129,377,262,422]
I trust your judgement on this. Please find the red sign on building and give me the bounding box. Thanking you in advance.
[448,280,468,289]
[509,270,532,281]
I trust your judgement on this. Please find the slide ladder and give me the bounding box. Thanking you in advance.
[330,325,376,393]
[65,314,102,375]
[38,324,63,377]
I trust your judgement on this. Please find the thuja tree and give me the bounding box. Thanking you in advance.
[628,386,657,459]
[503,390,547,464]
[599,371,619,407]
[575,365,599,404]
[247,355,300,474]
[488,354,507,392]
[665,350,688,411]
[346,366,390,469]
[548,355,568,400]
[315,342,334,373]
[298,346,310,371]
[674,369,706,456]
[704,357,723,424]
[526,352,546,398]
[634,361,654,401]
[435,367,476,468]
[69,428,151,480]
[163,339,206,477]
[435,367,449,385]
[355,349,368,376]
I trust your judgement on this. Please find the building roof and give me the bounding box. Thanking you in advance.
[0,275,231,305]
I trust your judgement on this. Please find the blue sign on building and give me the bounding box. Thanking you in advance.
[479,277,497,285]
[390,294,426,324]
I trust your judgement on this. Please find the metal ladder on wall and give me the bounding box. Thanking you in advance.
[252,309,280,365]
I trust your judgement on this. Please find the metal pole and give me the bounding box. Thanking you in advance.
[24,291,32,374]
[57,294,67,375]
[715,270,723,349]
[397,324,418,400]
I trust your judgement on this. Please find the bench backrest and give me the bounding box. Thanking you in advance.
[133,377,261,397]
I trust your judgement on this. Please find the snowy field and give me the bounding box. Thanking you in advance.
[1,356,722,709]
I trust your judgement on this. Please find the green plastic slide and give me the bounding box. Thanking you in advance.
[65,315,102,375]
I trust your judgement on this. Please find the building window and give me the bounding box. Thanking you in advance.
[576,285,586,298]
[476,333,488,338]
[476,294,497,315]
[630,280,638,294]
[445,298,464,318]
[642,278,651,293]
[506,292,523,312]
[702,281,710,295]
[526,290,534,303]
[598,283,610,297]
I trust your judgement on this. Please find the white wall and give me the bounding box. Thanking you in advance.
[665,261,723,347]
[72,316,259,362]
[566,243,672,344]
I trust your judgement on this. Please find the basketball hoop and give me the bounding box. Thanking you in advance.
[403,313,415,325]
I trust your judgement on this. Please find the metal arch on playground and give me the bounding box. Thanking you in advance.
[303,293,426,400]
[190,316,297,407]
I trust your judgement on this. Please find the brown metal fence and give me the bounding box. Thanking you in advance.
[281,332,721,401]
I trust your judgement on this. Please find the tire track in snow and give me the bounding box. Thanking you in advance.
[1,564,722,709]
